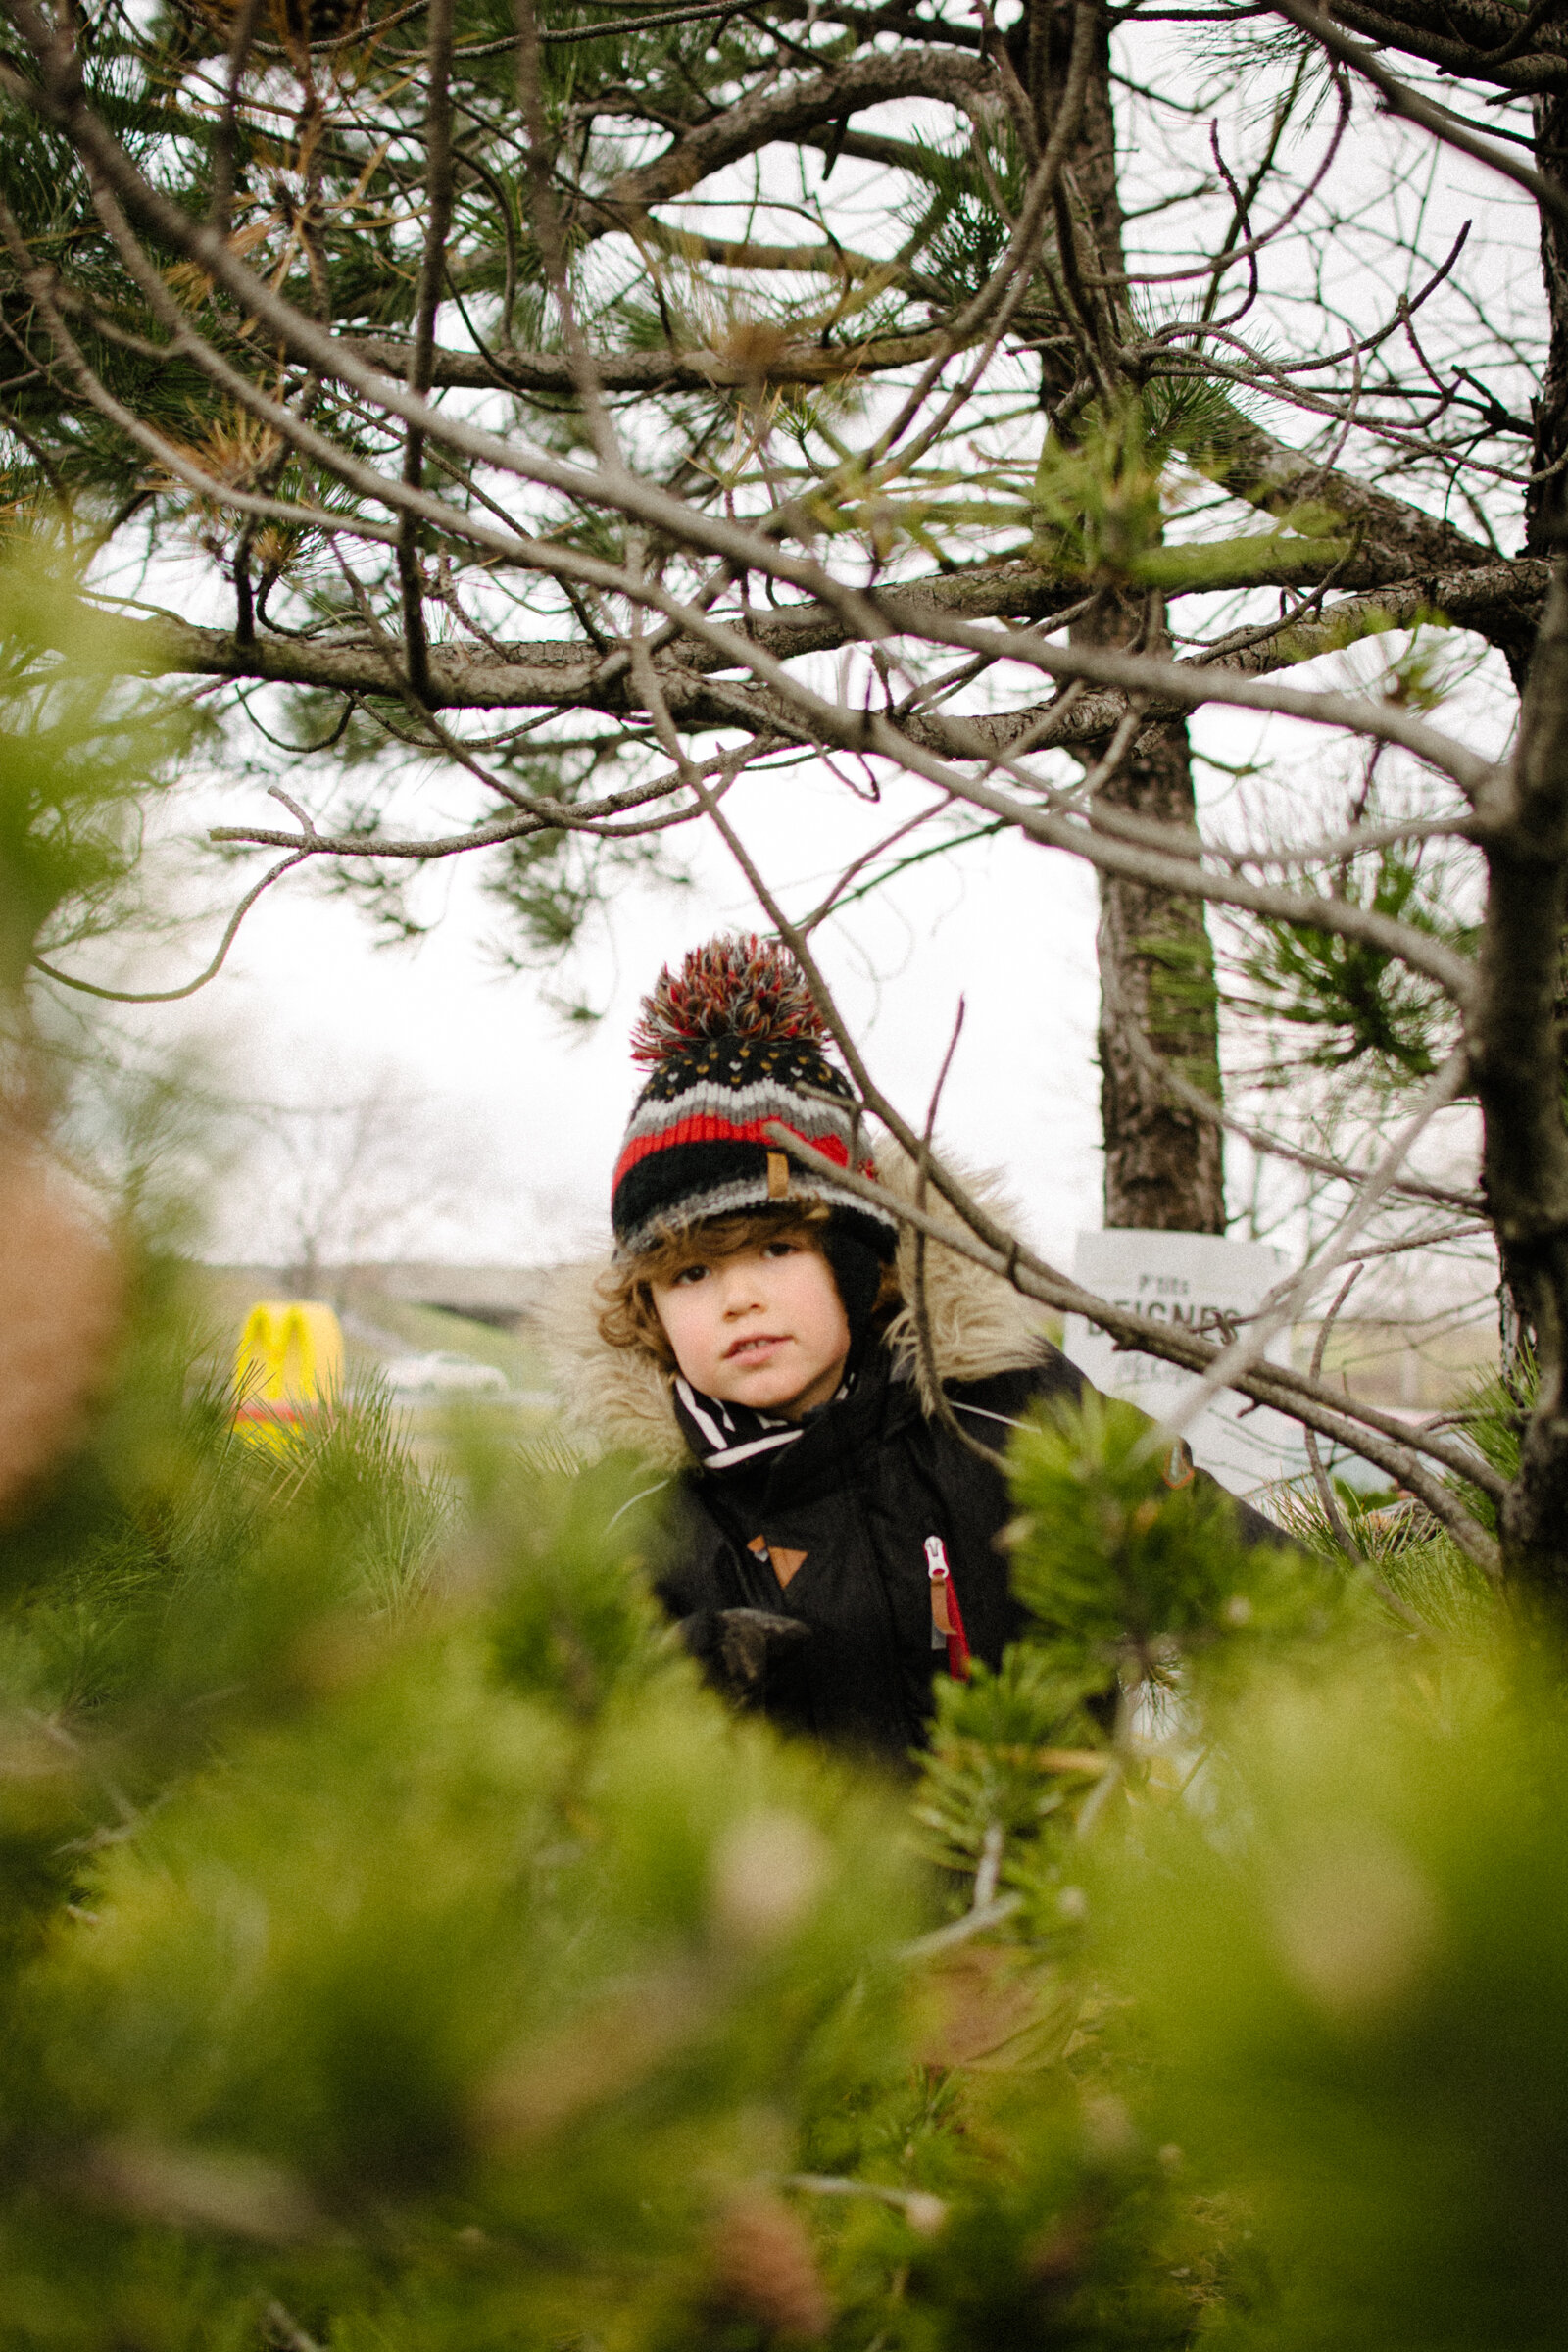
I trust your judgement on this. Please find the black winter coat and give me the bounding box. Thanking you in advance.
[653,1338,1281,1762]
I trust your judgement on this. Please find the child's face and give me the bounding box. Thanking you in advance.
[650,1234,851,1419]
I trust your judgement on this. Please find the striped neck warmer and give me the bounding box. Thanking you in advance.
[671,1372,853,1474]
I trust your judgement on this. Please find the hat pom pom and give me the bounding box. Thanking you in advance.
[630,934,828,1067]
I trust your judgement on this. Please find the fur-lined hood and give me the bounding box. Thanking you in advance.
[543,1142,1045,1470]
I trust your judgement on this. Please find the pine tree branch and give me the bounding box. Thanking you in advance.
[341,327,954,393]
[71,546,1535,780]
[1184,393,1497,581]
[4,5,1532,699]
[31,845,310,1003]
[585,46,995,223]
[1311,0,1568,92]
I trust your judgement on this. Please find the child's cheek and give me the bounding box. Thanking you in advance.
[694,1298,729,1380]
[661,1291,722,1386]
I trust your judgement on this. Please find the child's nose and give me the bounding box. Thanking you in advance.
[720,1262,765,1313]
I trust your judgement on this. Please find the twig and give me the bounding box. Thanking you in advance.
[778,2174,949,2231]
[910,996,1007,1470]
[30,849,308,1004]
[971,1820,1004,1908]
[1302,1265,1361,1553]
[264,2304,325,2352]
[896,1893,1022,1958]
[398,0,456,704]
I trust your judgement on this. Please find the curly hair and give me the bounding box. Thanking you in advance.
[597,1202,900,1369]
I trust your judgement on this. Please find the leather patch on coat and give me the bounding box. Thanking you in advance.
[748,1534,808,1590]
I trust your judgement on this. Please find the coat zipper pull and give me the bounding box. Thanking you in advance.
[925,1536,971,1681]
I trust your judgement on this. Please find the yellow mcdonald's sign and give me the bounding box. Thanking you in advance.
[233,1300,345,1448]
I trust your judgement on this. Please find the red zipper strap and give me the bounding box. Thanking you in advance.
[925,1536,971,1681]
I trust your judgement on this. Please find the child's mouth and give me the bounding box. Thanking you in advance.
[726,1334,787,1362]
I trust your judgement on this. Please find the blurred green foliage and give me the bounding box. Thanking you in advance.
[0,533,205,995]
[1093,1650,1568,2352]
[2,1183,1562,2352]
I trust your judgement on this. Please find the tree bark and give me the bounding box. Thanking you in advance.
[1473,563,1568,1590]
[1526,85,1568,564]
[1094,723,1225,1229]
[1496,84,1568,1376]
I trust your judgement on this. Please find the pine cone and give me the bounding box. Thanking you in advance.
[704,2193,831,2342]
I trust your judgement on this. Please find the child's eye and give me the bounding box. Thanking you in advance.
[672,1262,710,1286]
[762,1239,799,1260]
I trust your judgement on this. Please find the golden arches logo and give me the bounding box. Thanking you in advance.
[233,1299,345,1448]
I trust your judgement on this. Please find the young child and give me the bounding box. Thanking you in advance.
[565,933,1278,1761]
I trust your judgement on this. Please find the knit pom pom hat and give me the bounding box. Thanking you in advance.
[611,934,898,1262]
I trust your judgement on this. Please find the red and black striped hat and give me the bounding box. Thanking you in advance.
[611,934,898,1261]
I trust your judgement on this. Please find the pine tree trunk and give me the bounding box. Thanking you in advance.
[1030,0,1226,1233]
[1497,84,1568,1381]
[1094,720,1225,1230]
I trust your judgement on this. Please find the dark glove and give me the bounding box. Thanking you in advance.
[676,1607,810,1705]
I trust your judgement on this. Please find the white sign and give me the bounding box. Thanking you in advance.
[1061,1229,1306,1498]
